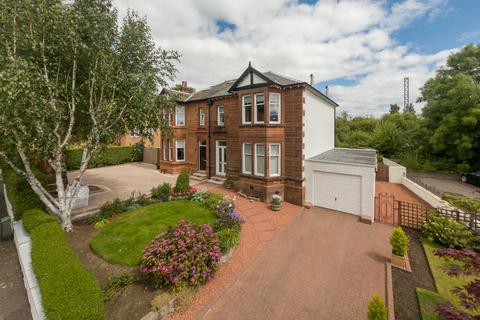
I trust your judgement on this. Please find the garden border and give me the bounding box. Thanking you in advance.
[2,181,46,320]
[385,262,396,320]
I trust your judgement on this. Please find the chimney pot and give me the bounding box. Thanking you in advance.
[310,73,314,85]
[181,81,188,92]
[325,85,329,97]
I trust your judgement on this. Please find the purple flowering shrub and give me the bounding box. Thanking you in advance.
[216,209,243,230]
[141,220,221,291]
[434,248,480,320]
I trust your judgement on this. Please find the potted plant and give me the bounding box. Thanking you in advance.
[389,227,410,271]
[224,175,234,189]
[271,193,282,211]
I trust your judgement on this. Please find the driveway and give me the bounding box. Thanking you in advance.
[199,208,393,320]
[69,163,193,216]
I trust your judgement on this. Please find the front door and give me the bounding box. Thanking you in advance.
[216,141,227,176]
[199,140,207,171]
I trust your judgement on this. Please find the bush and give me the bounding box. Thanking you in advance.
[390,227,409,256]
[141,220,221,291]
[190,190,210,205]
[175,171,190,193]
[3,168,47,220]
[65,145,139,170]
[217,227,240,253]
[204,192,224,211]
[91,193,151,223]
[423,214,474,248]
[367,294,388,320]
[216,210,243,230]
[151,182,171,201]
[23,209,104,319]
[131,142,144,162]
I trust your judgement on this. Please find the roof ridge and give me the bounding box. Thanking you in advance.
[264,71,304,84]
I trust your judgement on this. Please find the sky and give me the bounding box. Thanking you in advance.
[113,0,479,117]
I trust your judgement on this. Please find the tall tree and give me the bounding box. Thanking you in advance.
[419,44,480,171]
[0,0,179,230]
[389,103,400,114]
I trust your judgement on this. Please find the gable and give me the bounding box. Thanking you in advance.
[229,64,275,92]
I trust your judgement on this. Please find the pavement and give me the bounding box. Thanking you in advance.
[199,208,393,320]
[69,162,193,216]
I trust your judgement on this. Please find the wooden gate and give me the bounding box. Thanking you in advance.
[376,162,389,181]
[143,147,160,165]
[374,193,397,225]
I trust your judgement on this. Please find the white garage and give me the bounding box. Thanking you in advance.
[304,148,377,222]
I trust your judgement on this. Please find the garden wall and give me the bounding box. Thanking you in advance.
[383,158,406,184]
[66,143,143,170]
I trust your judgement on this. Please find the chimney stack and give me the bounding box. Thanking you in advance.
[181,81,188,92]
[325,85,329,97]
[310,73,314,85]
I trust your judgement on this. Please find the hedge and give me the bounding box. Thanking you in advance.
[23,209,105,320]
[2,168,47,220]
[66,143,143,170]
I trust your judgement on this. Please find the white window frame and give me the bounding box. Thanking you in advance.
[162,139,167,160]
[269,143,281,177]
[242,95,252,124]
[269,93,281,124]
[199,108,206,126]
[176,139,185,161]
[175,105,185,126]
[242,143,253,174]
[254,143,265,176]
[217,105,225,126]
[254,93,265,124]
[129,128,140,137]
[168,139,173,161]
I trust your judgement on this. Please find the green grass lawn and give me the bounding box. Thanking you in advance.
[423,240,479,316]
[416,288,447,320]
[90,200,216,266]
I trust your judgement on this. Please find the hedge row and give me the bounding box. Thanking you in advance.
[2,168,47,220]
[66,143,143,170]
[23,209,105,320]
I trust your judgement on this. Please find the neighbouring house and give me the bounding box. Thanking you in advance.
[119,63,376,221]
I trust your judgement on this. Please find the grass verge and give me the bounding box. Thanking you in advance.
[416,288,446,320]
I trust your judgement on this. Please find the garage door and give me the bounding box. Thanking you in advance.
[313,171,362,215]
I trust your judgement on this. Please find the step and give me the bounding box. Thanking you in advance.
[207,176,226,185]
[190,172,207,181]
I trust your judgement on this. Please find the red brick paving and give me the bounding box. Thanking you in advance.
[376,181,430,206]
[200,208,393,320]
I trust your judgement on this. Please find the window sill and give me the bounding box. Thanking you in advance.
[239,173,284,181]
[239,124,284,128]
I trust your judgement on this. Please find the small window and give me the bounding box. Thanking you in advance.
[254,143,265,176]
[162,139,167,160]
[269,93,281,123]
[217,106,225,126]
[269,144,281,176]
[242,95,252,124]
[199,108,206,126]
[129,129,140,137]
[175,105,185,126]
[254,93,265,123]
[168,139,173,161]
[176,140,185,161]
[242,143,253,174]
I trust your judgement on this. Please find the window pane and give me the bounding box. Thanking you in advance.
[176,140,185,161]
[176,106,185,125]
[255,144,265,175]
[256,94,264,123]
[256,144,265,155]
[245,155,252,173]
[270,144,279,156]
[244,143,252,155]
[256,156,265,174]
[269,93,280,123]
[177,140,185,148]
[243,95,252,123]
[270,156,279,175]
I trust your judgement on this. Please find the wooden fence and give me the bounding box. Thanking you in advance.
[376,162,389,182]
[143,147,160,165]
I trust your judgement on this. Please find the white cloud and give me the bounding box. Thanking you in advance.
[113,0,456,116]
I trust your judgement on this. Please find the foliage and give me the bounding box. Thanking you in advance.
[204,192,225,211]
[390,227,409,256]
[367,294,388,320]
[151,182,171,201]
[141,220,221,291]
[3,168,47,220]
[65,145,141,170]
[416,288,448,320]
[175,171,190,193]
[217,227,241,253]
[90,200,216,265]
[131,142,145,162]
[216,210,243,230]
[171,186,197,198]
[224,175,234,189]
[271,194,282,205]
[190,191,211,205]
[434,248,480,319]
[103,273,134,301]
[389,103,400,114]
[404,103,416,114]
[442,195,480,229]
[0,0,179,229]
[91,193,151,223]
[423,214,475,249]
[23,209,104,319]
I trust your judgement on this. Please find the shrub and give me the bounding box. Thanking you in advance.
[175,171,190,193]
[3,168,47,220]
[190,190,210,205]
[217,227,241,253]
[204,192,224,211]
[423,214,474,248]
[271,194,282,205]
[215,195,235,216]
[131,142,144,162]
[215,210,243,230]
[390,227,409,256]
[151,182,171,201]
[368,294,388,320]
[141,220,221,291]
[23,209,104,319]
[91,193,151,223]
[224,175,234,189]
[65,145,138,170]
[171,186,197,199]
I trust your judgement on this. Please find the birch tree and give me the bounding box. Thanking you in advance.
[0,0,179,230]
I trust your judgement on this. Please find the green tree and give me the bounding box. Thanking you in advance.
[0,0,179,230]
[372,121,404,157]
[420,44,480,171]
[403,103,415,114]
[389,103,400,114]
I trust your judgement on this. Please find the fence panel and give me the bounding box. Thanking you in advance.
[376,163,389,181]
[143,147,159,165]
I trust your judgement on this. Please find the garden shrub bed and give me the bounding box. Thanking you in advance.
[23,209,105,320]
[65,143,143,170]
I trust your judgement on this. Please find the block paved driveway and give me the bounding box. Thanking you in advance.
[200,208,393,320]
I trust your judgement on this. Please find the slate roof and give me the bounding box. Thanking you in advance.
[185,80,235,102]
[307,148,377,167]
[160,88,191,102]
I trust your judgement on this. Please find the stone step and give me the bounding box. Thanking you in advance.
[208,176,226,185]
[190,172,207,181]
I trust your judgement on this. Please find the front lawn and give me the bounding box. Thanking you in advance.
[423,240,480,316]
[416,288,446,320]
[90,200,216,266]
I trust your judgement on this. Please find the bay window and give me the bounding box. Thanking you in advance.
[242,95,252,124]
[269,144,281,176]
[254,143,265,176]
[254,93,265,123]
[242,143,253,174]
[269,93,281,123]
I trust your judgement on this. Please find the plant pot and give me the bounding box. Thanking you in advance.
[391,253,411,272]
[271,203,282,211]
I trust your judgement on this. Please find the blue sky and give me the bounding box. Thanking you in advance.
[115,0,479,116]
